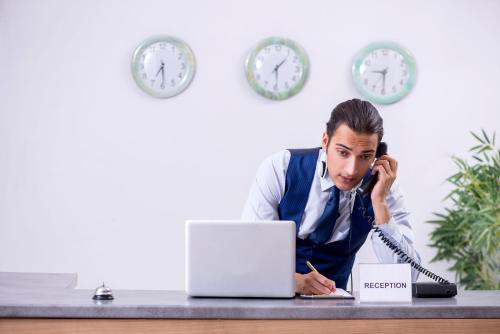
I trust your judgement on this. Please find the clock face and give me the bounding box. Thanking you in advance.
[352,42,417,104]
[245,37,309,100]
[131,36,196,98]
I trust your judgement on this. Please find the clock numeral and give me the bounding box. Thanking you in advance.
[295,66,300,73]
[399,79,404,85]
[265,47,271,54]
[402,70,408,76]
[264,80,269,86]
[381,88,386,96]
[171,79,176,86]
[274,45,281,52]
[171,45,176,52]
[178,53,183,60]
[142,73,147,79]
[293,55,298,63]
[257,56,264,61]
[181,63,186,70]
[292,75,297,82]
[363,78,368,85]
[371,51,378,58]
[160,83,165,90]
[392,86,397,93]
[371,85,376,92]
[178,72,183,79]
[382,49,388,56]
[364,60,371,66]
[273,84,278,91]
[256,74,261,81]
[160,43,166,49]
[284,82,289,90]
[151,79,155,86]
[400,60,405,67]
[140,64,144,70]
[393,52,398,59]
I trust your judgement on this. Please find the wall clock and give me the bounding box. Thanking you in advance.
[352,41,417,104]
[245,37,309,100]
[131,36,196,98]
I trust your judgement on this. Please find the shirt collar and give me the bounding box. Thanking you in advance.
[319,150,335,192]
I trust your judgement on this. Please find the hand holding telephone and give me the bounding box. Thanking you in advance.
[356,142,388,197]
[354,142,457,297]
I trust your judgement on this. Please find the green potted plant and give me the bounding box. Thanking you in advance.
[428,130,499,290]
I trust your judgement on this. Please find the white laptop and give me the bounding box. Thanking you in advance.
[185,220,296,298]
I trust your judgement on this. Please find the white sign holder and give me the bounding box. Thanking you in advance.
[359,263,412,302]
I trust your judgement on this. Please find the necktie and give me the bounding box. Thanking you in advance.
[308,186,340,244]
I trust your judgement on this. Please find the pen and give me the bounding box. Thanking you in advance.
[306,261,319,273]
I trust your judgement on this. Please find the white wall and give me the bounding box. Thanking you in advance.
[1,0,499,290]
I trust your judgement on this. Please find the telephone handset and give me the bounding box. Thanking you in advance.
[354,142,457,297]
[356,142,388,197]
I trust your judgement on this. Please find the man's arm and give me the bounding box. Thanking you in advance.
[241,151,289,220]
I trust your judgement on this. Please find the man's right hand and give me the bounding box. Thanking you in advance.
[295,272,336,295]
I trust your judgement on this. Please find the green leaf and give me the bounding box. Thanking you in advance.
[481,128,491,144]
[471,131,485,144]
[469,144,483,152]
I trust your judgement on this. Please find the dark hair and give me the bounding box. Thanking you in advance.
[326,98,384,142]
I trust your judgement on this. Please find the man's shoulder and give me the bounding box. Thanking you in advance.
[287,147,321,156]
[261,147,321,171]
[260,150,291,173]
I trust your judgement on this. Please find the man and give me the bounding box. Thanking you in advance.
[241,99,421,295]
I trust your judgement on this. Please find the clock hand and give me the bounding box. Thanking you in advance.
[272,54,289,85]
[154,60,165,86]
[381,67,388,92]
[155,64,163,78]
[272,65,279,84]
[276,57,287,69]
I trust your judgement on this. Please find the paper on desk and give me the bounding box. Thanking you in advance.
[300,288,354,299]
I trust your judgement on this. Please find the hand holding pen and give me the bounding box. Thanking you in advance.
[294,261,336,295]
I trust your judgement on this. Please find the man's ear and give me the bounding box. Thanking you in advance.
[321,132,329,151]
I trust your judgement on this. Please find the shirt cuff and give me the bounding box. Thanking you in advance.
[376,217,403,243]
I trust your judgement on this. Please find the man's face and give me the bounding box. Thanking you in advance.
[322,124,378,191]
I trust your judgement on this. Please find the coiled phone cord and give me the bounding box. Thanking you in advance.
[358,198,451,284]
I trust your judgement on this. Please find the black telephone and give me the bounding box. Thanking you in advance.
[355,142,457,298]
[356,142,388,197]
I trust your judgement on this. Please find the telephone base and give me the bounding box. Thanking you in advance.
[412,282,457,298]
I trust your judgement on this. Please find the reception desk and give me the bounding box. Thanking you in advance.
[0,272,499,333]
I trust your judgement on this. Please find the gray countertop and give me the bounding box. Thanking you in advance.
[1,272,499,319]
[0,272,77,291]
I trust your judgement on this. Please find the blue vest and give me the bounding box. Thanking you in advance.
[277,148,375,289]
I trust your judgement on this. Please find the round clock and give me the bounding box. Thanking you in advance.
[245,37,309,100]
[352,41,417,104]
[131,36,196,98]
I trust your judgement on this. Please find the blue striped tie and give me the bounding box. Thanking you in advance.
[308,186,340,244]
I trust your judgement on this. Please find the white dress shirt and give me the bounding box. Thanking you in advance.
[241,149,421,281]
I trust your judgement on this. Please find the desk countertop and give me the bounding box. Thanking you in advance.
[1,272,499,319]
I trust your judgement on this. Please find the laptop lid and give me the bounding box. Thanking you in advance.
[185,220,296,298]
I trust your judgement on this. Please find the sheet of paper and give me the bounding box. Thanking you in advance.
[299,288,354,299]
